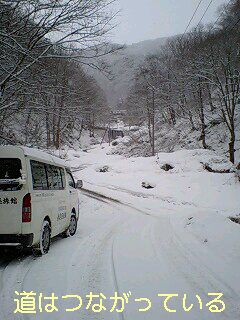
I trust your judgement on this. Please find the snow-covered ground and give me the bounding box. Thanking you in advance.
[110,110,240,161]
[69,145,239,217]
[0,144,240,320]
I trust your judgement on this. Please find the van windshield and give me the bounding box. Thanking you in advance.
[0,158,22,191]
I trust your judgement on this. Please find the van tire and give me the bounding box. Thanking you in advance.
[33,220,51,256]
[63,214,77,238]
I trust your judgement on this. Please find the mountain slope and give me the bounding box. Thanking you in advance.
[87,37,168,107]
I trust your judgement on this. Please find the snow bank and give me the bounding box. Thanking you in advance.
[157,149,234,173]
[68,144,240,217]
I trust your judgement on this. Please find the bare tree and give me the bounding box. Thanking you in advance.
[0,0,118,111]
[123,1,239,161]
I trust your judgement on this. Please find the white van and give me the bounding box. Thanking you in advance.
[0,146,82,254]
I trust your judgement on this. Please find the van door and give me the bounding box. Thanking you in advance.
[46,165,68,235]
[66,170,78,218]
[0,158,27,235]
[30,160,54,239]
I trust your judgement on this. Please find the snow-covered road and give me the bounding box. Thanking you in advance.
[0,146,240,320]
[0,189,239,320]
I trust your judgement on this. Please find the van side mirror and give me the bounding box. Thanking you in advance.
[76,180,83,189]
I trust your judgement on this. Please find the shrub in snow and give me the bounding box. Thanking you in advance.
[161,164,174,171]
[229,216,240,225]
[202,163,231,173]
[142,181,156,189]
[96,165,110,173]
[73,153,81,158]
[90,137,100,145]
[112,140,118,146]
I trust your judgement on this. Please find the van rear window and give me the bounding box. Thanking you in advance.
[0,158,22,191]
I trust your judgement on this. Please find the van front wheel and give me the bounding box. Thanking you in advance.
[63,215,77,237]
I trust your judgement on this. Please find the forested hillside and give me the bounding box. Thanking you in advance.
[121,0,240,164]
[0,0,116,148]
[1,0,239,165]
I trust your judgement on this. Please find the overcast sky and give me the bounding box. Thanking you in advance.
[111,0,228,44]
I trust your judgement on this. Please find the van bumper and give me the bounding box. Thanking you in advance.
[0,234,34,247]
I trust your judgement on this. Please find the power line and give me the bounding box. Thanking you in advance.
[212,14,223,29]
[213,0,240,32]
[195,0,214,29]
[212,0,232,27]
[181,0,205,40]
[212,12,223,28]
[228,16,240,31]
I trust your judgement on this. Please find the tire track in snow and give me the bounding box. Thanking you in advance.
[0,254,34,320]
[82,183,196,207]
[82,187,240,319]
[169,218,240,299]
[150,218,239,319]
[83,187,240,295]
[63,196,127,320]
[64,191,143,320]
[167,217,240,318]
[0,195,126,320]
[0,255,15,320]
[110,238,125,320]
[81,188,162,218]
[150,217,212,293]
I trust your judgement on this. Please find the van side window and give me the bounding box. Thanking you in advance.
[46,165,63,190]
[66,171,75,188]
[52,167,63,190]
[30,161,48,190]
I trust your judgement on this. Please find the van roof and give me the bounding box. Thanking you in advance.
[0,145,69,168]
